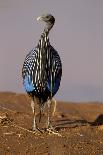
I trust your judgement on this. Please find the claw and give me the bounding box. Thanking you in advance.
[32,127,44,134]
[46,127,62,136]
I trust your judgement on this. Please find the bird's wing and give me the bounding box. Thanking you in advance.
[46,45,62,96]
[22,48,38,92]
[22,47,47,93]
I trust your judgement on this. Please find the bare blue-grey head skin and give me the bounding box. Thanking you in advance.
[22,13,62,134]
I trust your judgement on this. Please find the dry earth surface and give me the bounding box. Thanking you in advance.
[0,92,103,155]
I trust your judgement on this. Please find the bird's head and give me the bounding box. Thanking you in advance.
[37,14,55,31]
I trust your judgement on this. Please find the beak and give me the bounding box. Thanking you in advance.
[37,16,43,21]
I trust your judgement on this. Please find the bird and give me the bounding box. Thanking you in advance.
[22,14,62,133]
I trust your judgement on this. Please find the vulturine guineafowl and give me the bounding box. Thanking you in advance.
[22,14,62,133]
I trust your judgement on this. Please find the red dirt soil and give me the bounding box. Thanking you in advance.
[0,92,103,155]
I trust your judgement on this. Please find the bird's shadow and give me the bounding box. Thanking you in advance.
[90,114,103,126]
[54,114,103,131]
[54,118,89,131]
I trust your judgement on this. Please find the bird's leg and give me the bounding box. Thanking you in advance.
[46,99,61,136]
[46,98,57,127]
[46,99,51,128]
[51,98,57,117]
[31,99,36,131]
[31,98,43,133]
[46,99,58,135]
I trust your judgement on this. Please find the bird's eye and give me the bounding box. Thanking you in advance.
[47,15,52,19]
[46,16,49,19]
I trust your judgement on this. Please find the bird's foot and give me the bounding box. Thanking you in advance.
[46,127,62,136]
[32,126,44,134]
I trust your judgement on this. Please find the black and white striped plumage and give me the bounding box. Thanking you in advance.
[22,14,62,131]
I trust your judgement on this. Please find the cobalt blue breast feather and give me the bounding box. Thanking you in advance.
[23,76,34,92]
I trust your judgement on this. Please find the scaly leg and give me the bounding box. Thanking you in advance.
[31,98,43,133]
[50,98,57,117]
[46,99,60,135]
[46,98,56,128]
[31,99,36,131]
[46,99,52,129]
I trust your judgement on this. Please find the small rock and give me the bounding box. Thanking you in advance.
[0,113,12,125]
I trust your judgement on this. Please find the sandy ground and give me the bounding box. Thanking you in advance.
[0,92,103,155]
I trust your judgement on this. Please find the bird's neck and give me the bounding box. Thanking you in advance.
[37,29,50,48]
[43,28,49,36]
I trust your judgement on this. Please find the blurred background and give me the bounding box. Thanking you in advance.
[0,0,103,102]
